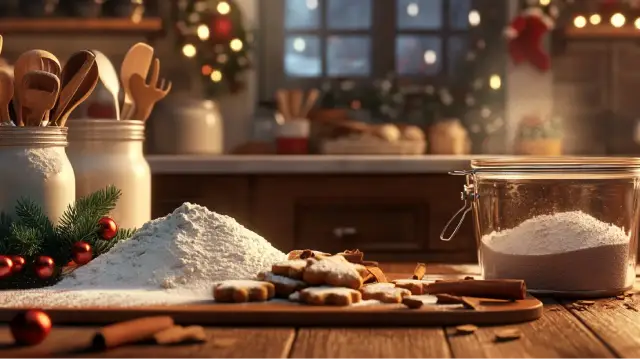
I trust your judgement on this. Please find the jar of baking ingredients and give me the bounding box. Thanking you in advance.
[441,157,640,298]
[0,126,75,225]
[67,119,150,230]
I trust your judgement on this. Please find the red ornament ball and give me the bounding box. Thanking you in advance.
[213,16,232,38]
[0,255,13,278]
[10,310,52,346]
[34,256,55,280]
[98,216,118,241]
[71,241,92,265]
[11,255,25,273]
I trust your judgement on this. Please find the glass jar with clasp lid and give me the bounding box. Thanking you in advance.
[441,157,640,298]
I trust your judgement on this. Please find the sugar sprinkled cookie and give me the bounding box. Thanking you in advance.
[299,286,362,306]
[302,255,364,289]
[258,271,308,298]
[272,259,309,280]
[213,280,275,303]
[360,282,411,304]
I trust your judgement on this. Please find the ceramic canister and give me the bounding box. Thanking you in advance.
[67,119,150,230]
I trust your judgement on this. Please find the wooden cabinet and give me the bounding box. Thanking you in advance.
[152,174,476,263]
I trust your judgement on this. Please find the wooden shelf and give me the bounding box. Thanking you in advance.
[0,17,163,34]
[564,26,640,39]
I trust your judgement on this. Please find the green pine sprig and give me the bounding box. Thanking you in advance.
[0,185,137,289]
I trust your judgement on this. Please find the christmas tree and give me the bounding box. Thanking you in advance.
[0,186,136,289]
[176,0,253,97]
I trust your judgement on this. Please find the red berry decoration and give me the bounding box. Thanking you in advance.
[0,255,13,278]
[34,256,55,280]
[71,241,92,265]
[10,310,52,346]
[11,255,25,273]
[98,216,118,241]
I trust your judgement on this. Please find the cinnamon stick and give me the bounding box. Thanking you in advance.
[412,263,427,280]
[92,316,175,350]
[425,279,526,300]
[365,266,388,283]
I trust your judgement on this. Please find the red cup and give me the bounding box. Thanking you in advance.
[276,119,310,155]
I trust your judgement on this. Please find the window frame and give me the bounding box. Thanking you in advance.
[258,0,505,102]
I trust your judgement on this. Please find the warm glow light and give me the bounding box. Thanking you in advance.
[306,0,318,10]
[230,38,243,52]
[539,0,550,5]
[210,70,223,82]
[573,16,587,28]
[589,14,601,25]
[468,10,481,26]
[217,1,231,15]
[611,13,626,28]
[407,3,419,17]
[423,50,437,65]
[182,44,196,57]
[197,24,210,40]
[489,75,501,90]
[201,65,213,76]
[293,37,306,52]
[635,17,640,29]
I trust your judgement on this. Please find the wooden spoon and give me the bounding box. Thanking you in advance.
[0,35,3,57]
[289,89,303,118]
[57,60,99,127]
[0,69,13,125]
[13,50,46,125]
[52,50,96,126]
[120,42,154,120]
[93,50,121,120]
[301,89,320,118]
[21,71,60,126]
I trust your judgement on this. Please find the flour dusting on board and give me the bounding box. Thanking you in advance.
[1,203,287,307]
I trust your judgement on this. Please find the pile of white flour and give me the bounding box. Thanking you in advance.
[482,211,633,293]
[1,203,286,307]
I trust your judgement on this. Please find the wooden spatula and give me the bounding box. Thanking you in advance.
[120,42,154,120]
[21,70,60,126]
[129,58,172,122]
[13,50,46,125]
[0,69,13,125]
[57,55,99,127]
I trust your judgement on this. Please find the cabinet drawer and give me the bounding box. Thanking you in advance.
[295,201,428,253]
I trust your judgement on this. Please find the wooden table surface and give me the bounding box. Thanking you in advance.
[1,263,639,358]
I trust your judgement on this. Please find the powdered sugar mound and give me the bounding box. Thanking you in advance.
[483,211,629,256]
[54,202,286,293]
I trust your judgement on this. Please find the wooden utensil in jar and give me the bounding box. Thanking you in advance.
[21,70,60,126]
[93,50,121,120]
[120,42,154,121]
[300,89,320,118]
[0,35,3,57]
[128,58,172,122]
[276,89,291,121]
[52,50,99,126]
[0,69,13,125]
[13,50,47,125]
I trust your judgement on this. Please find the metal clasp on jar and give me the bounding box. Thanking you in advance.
[440,170,478,241]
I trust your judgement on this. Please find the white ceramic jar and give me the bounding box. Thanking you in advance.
[67,119,150,230]
[0,126,76,225]
[152,98,224,155]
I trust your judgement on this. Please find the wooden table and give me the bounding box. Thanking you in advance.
[0,264,639,358]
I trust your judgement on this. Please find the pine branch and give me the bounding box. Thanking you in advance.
[57,185,121,241]
[7,222,42,257]
[15,197,56,237]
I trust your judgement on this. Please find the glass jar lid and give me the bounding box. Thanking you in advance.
[471,157,640,172]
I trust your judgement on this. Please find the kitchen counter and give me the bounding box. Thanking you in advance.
[146,155,503,174]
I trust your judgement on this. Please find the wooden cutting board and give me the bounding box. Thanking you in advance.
[0,296,543,326]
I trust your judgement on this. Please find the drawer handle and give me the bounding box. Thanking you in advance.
[333,227,357,239]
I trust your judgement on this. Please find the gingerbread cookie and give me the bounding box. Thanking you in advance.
[272,259,309,280]
[302,255,364,289]
[213,280,275,303]
[299,286,362,306]
[360,283,411,304]
[287,249,331,260]
[258,271,307,298]
[392,279,428,295]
